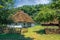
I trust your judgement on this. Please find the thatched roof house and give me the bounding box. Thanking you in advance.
[7,11,34,28]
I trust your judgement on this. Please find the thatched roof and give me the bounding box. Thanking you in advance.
[41,19,59,24]
[9,11,34,23]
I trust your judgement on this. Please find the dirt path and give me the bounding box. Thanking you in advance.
[23,32,40,40]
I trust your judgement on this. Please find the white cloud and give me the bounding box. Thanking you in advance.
[35,0,50,4]
[15,0,51,7]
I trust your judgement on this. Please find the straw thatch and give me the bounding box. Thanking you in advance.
[41,19,59,26]
[9,10,34,23]
[41,19,58,24]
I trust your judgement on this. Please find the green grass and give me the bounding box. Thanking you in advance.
[0,33,33,40]
[23,25,60,40]
[0,25,60,40]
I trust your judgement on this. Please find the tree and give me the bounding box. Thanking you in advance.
[17,5,37,16]
[15,4,44,20]
[34,6,56,23]
[34,0,60,28]
[0,0,14,24]
[50,0,60,28]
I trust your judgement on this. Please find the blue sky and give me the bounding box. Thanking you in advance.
[14,0,51,7]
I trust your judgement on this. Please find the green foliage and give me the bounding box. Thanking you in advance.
[0,0,14,9]
[0,0,14,24]
[0,33,33,40]
[50,0,60,9]
[17,5,37,16]
[0,5,4,8]
[14,4,44,17]
[34,6,56,23]
[0,0,60,25]
[34,0,60,23]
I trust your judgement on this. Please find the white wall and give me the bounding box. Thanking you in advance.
[7,23,23,28]
[7,23,35,28]
[31,23,35,27]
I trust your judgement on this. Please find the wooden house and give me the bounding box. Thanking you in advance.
[7,11,34,28]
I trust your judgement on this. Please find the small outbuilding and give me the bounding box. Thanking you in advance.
[7,10,34,28]
[41,19,59,26]
[41,19,60,34]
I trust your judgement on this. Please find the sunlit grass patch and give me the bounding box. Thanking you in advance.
[23,25,60,40]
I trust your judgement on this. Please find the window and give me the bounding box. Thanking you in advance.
[28,23,31,27]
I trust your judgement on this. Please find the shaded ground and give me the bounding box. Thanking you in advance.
[35,29,46,34]
[0,33,33,40]
[23,25,60,40]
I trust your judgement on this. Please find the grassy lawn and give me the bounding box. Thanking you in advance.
[0,33,33,40]
[23,25,60,40]
[0,25,60,40]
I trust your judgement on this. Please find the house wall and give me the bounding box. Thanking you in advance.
[31,23,35,27]
[22,23,26,27]
[7,23,23,28]
[7,23,35,28]
[27,23,35,27]
[24,23,28,27]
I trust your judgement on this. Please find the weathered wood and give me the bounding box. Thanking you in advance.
[45,28,60,34]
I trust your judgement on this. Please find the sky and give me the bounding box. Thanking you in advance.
[14,0,51,7]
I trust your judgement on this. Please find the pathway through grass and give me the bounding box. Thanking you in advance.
[23,25,60,40]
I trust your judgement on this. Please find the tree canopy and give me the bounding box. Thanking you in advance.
[0,0,14,24]
[34,7,56,22]
[34,0,60,28]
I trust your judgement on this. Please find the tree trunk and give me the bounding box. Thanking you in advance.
[20,28,22,34]
[58,20,60,29]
